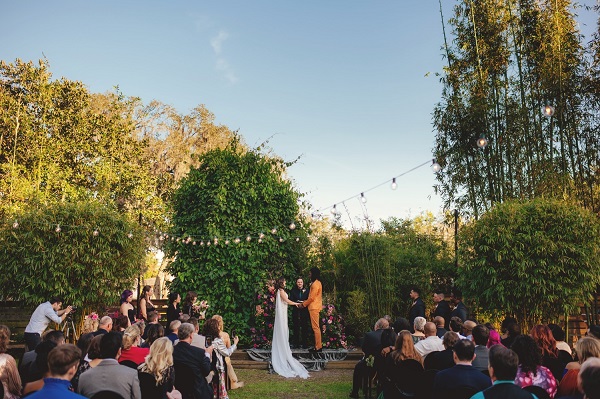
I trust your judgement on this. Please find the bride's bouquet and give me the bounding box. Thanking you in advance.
[193,299,209,319]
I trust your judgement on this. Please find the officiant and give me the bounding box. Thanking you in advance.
[289,277,310,349]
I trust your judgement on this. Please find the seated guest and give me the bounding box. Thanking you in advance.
[172,323,213,399]
[530,324,572,382]
[470,345,537,399]
[92,316,113,336]
[511,334,557,398]
[0,350,21,399]
[71,335,103,392]
[434,316,448,338]
[425,331,459,371]
[113,315,130,335]
[78,332,141,399]
[557,336,600,397]
[138,337,180,399]
[23,341,57,395]
[414,322,444,359]
[143,311,161,340]
[82,315,99,335]
[450,317,467,339]
[189,317,206,349]
[25,344,87,399]
[349,318,389,399]
[141,324,165,349]
[463,320,477,340]
[548,323,571,356]
[432,339,491,397]
[381,330,424,399]
[393,318,412,334]
[578,357,600,399]
[486,323,502,348]
[500,317,521,348]
[412,317,426,343]
[167,321,181,344]
[119,325,150,366]
[19,330,64,384]
[471,324,490,372]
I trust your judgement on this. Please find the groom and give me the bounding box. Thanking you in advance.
[300,267,323,353]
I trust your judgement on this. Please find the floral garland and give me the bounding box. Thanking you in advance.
[250,283,347,349]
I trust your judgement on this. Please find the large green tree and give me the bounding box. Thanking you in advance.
[165,138,310,337]
[457,198,600,330]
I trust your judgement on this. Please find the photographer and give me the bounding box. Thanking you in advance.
[24,297,73,351]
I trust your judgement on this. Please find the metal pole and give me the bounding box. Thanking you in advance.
[454,209,459,268]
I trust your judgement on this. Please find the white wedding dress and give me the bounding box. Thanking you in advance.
[271,288,309,378]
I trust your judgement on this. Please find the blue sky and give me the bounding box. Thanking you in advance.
[1,1,597,229]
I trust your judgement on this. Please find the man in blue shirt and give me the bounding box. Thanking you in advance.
[26,344,87,399]
[470,345,537,399]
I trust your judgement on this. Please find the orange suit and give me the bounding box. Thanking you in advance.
[302,279,322,350]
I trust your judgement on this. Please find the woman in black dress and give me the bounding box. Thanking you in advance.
[138,337,178,399]
[166,292,182,326]
[120,289,136,325]
[138,285,156,321]
[182,291,198,318]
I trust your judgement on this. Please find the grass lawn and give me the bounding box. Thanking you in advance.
[228,368,354,399]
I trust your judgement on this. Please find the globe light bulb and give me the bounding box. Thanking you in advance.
[330,205,337,215]
[271,228,277,234]
[225,239,230,245]
[206,241,211,246]
[246,236,251,242]
[431,159,442,173]
[477,137,488,149]
[12,221,19,229]
[234,238,241,244]
[360,193,367,204]
[289,222,296,230]
[192,241,196,245]
[259,232,265,239]
[391,178,397,190]
[200,241,205,246]
[55,224,62,233]
[279,238,284,242]
[127,231,133,239]
[93,229,99,237]
[258,238,262,243]
[542,105,555,117]
[296,237,300,242]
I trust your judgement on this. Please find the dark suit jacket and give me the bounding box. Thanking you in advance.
[172,341,212,399]
[424,348,455,371]
[432,364,491,398]
[289,287,309,317]
[167,304,181,326]
[433,300,451,329]
[361,329,385,358]
[408,298,426,326]
[450,301,468,323]
[91,328,109,337]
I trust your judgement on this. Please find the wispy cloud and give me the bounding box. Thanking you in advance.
[210,30,237,84]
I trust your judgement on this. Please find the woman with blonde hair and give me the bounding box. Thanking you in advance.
[81,314,99,335]
[118,325,149,366]
[557,337,600,397]
[211,315,244,389]
[0,351,21,399]
[138,337,180,399]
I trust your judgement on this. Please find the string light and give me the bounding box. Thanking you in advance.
[289,222,296,230]
[92,229,99,237]
[271,228,277,234]
[542,105,555,117]
[477,136,488,149]
[246,236,251,242]
[127,231,133,239]
[55,224,61,233]
[391,178,397,190]
[234,238,241,244]
[12,221,18,229]
[330,205,338,215]
[360,193,367,204]
[431,159,442,173]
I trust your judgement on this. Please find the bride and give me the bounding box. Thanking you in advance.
[271,277,309,379]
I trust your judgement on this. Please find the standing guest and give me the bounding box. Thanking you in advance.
[119,325,150,366]
[434,316,448,338]
[138,337,180,399]
[0,350,21,399]
[424,331,460,371]
[470,345,537,399]
[548,323,572,356]
[24,297,72,351]
[166,321,181,345]
[587,324,600,339]
[289,277,310,349]
[120,290,136,325]
[77,332,142,399]
[166,292,182,326]
[92,316,113,336]
[138,285,156,321]
[412,317,427,343]
[511,334,557,398]
[299,267,323,353]
[530,324,572,382]
[212,315,244,389]
[471,324,491,372]
[432,339,492,398]
[182,291,199,318]
[71,335,103,392]
[408,287,426,328]
[349,318,389,399]
[414,322,445,359]
[432,291,451,330]
[557,336,600,397]
[25,344,87,399]
[204,319,239,399]
[172,323,213,399]
[450,289,468,324]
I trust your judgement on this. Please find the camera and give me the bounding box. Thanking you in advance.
[70,306,77,313]
[205,335,213,348]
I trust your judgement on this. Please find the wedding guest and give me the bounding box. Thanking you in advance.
[349,318,389,399]
[166,292,182,326]
[81,314,99,335]
[500,317,520,348]
[434,316,448,338]
[450,316,467,339]
[138,337,180,399]
[142,311,160,340]
[424,331,459,371]
[119,325,150,366]
[172,323,213,399]
[412,317,426,343]
[25,344,87,399]
[120,290,136,325]
[141,324,165,349]
[557,336,600,397]
[530,324,572,382]
[23,341,57,395]
[408,287,425,327]
[204,319,238,399]
[212,315,244,389]
[19,331,64,384]
[511,334,557,398]
[0,350,21,399]
[414,322,444,359]
[92,316,113,336]
[167,321,181,345]
[548,323,572,355]
[138,285,156,321]
[486,322,502,348]
[381,330,424,399]
[472,324,491,372]
[113,315,130,335]
[71,335,103,392]
[182,291,198,318]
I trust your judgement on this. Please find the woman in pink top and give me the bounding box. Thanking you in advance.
[511,335,557,398]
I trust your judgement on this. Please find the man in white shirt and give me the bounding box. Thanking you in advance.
[414,322,444,358]
[24,297,72,351]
